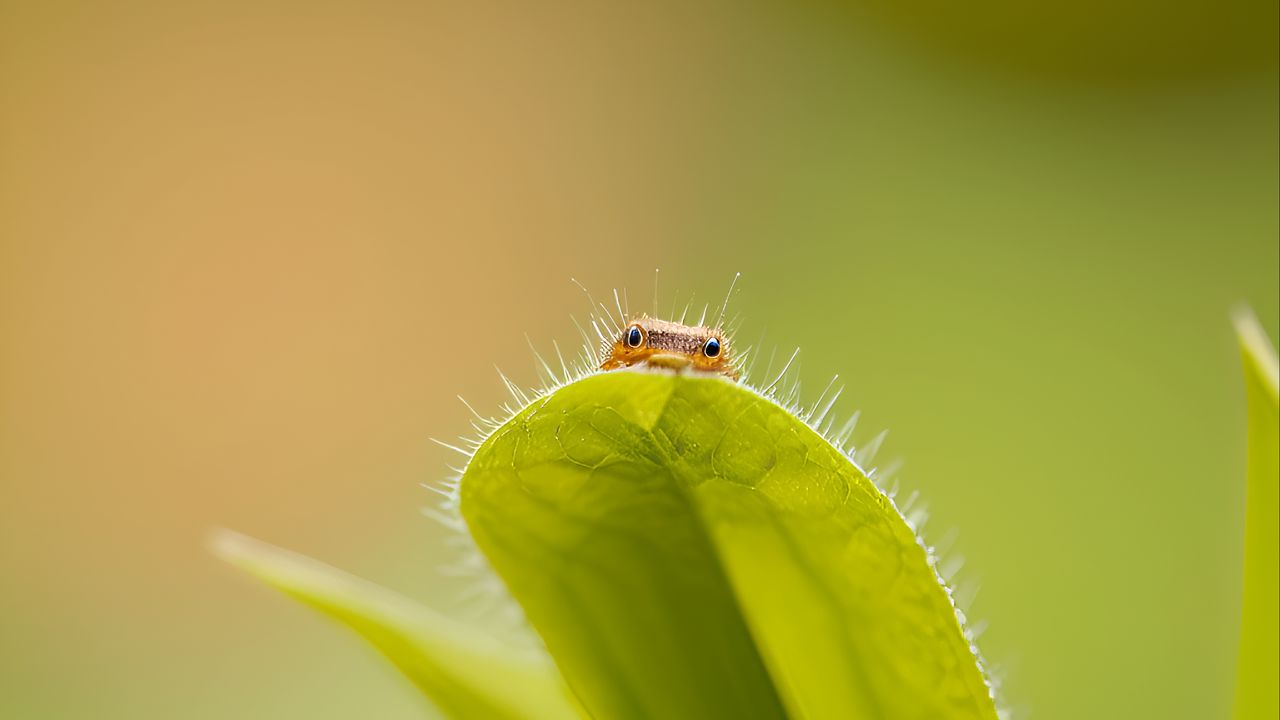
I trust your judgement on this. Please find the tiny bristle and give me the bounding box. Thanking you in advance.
[853,429,888,467]
[761,348,800,396]
[429,437,473,457]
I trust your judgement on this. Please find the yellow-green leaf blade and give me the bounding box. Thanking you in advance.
[460,371,998,719]
[1232,309,1279,720]
[210,529,581,720]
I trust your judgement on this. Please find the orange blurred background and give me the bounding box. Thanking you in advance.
[1,1,1276,718]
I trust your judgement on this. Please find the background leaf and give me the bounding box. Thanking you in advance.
[1232,309,1279,720]
[460,371,998,720]
[210,529,581,720]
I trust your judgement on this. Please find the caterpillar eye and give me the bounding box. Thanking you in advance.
[625,325,644,348]
[703,337,722,358]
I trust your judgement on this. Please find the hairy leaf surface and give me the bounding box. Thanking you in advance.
[460,371,997,720]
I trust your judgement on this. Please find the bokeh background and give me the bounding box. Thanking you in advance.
[1,0,1276,718]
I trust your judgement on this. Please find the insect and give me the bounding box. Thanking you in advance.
[599,315,739,380]
[594,273,742,380]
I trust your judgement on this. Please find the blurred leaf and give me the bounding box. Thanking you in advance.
[460,371,997,719]
[1232,309,1279,720]
[210,529,581,720]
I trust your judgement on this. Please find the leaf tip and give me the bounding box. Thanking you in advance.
[205,527,340,599]
[207,526,254,567]
[1231,305,1279,405]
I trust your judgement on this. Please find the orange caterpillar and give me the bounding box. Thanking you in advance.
[599,315,739,380]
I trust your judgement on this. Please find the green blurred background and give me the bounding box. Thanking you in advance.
[1,0,1276,718]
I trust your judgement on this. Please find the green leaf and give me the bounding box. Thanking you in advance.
[460,371,998,720]
[1232,308,1279,720]
[210,529,582,720]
